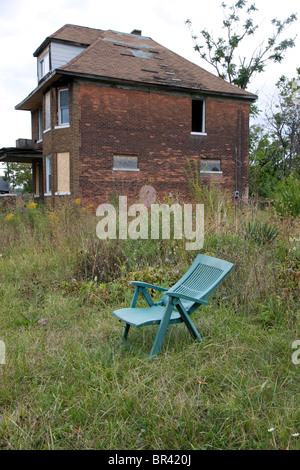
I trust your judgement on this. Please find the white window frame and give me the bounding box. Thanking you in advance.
[45,155,52,195]
[200,159,222,174]
[113,155,139,172]
[38,49,50,81]
[44,91,51,133]
[191,99,207,136]
[37,107,43,142]
[57,89,69,127]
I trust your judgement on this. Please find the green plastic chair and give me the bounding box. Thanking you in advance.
[112,254,234,357]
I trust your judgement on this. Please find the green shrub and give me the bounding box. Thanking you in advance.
[243,220,279,246]
[274,174,300,218]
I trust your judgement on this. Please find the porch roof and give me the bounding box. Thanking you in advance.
[0,148,43,164]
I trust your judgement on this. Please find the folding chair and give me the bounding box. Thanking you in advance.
[112,254,234,357]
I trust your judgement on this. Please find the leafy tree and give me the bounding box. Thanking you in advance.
[265,69,300,178]
[3,162,32,193]
[249,70,300,199]
[186,0,297,89]
[249,125,282,198]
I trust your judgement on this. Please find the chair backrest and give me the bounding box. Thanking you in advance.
[163,254,234,312]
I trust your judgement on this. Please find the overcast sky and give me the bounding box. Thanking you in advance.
[0,0,299,150]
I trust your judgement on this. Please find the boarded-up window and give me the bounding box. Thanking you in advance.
[56,152,70,194]
[113,155,139,171]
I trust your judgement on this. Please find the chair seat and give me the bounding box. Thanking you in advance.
[112,305,182,328]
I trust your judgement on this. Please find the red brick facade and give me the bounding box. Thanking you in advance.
[77,83,250,205]
[31,79,250,206]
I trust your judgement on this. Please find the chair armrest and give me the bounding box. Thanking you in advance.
[166,291,208,306]
[130,281,168,292]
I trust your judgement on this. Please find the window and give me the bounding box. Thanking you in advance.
[200,160,222,173]
[38,50,50,80]
[191,99,206,134]
[45,155,51,194]
[58,89,69,126]
[35,164,40,196]
[56,153,70,195]
[44,91,51,132]
[113,155,139,171]
[38,108,43,141]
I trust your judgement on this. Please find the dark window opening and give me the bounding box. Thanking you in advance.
[192,100,205,133]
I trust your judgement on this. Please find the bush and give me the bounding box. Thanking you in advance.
[274,174,300,218]
[243,220,279,246]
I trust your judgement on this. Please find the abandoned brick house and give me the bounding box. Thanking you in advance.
[0,24,257,205]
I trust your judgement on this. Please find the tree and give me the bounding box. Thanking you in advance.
[186,0,297,89]
[3,162,32,193]
[249,69,300,198]
[249,125,282,198]
[265,69,300,178]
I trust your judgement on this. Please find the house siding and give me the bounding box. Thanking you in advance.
[50,42,86,71]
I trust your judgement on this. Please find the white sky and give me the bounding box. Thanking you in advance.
[0,0,299,151]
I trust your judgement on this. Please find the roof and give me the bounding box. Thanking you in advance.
[19,24,257,110]
[0,147,43,163]
[33,24,104,56]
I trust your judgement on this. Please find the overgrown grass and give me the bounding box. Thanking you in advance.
[0,194,299,450]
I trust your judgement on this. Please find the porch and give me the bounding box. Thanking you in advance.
[0,144,43,200]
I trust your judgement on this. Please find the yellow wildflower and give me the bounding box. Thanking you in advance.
[5,213,14,221]
[75,198,81,205]
[84,204,94,213]
[48,213,58,221]
[27,202,38,209]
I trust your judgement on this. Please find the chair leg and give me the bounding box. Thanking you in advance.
[176,304,203,343]
[149,301,174,357]
[182,315,203,343]
[121,323,130,343]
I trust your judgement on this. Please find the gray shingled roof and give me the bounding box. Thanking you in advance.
[54,26,256,99]
[19,24,257,112]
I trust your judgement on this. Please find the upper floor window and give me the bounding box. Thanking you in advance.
[58,89,69,126]
[38,107,43,141]
[44,91,51,132]
[191,99,206,135]
[38,49,50,81]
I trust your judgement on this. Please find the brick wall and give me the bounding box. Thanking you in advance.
[31,80,82,200]
[78,83,250,206]
[31,80,250,206]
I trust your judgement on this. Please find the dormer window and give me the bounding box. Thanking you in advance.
[38,49,50,81]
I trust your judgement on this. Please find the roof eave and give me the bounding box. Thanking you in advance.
[0,148,43,163]
[58,69,258,101]
[33,37,51,57]
[15,71,62,111]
